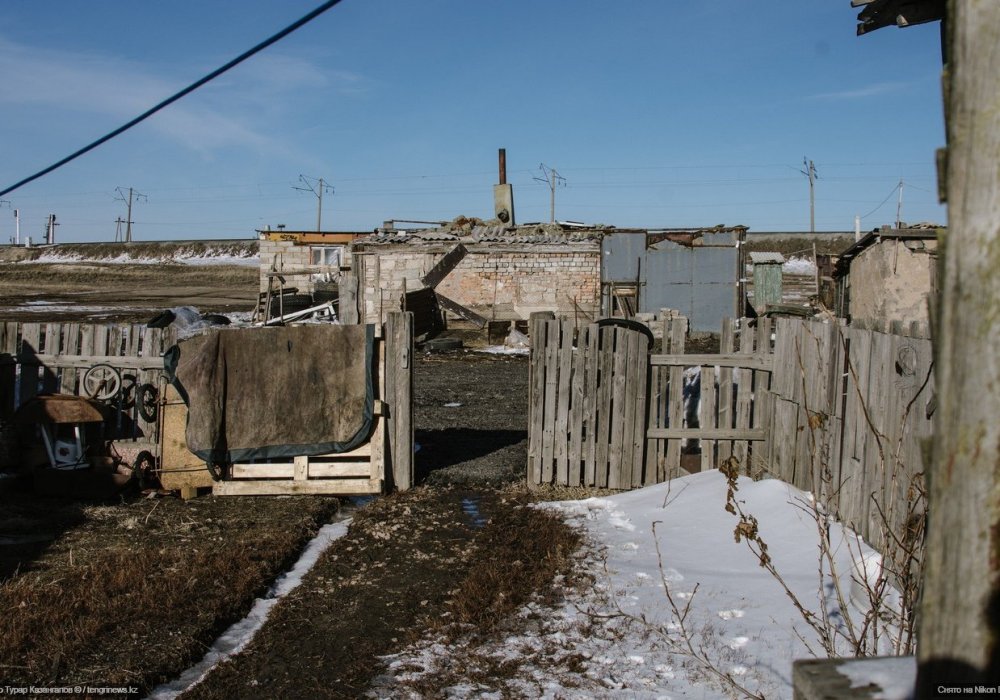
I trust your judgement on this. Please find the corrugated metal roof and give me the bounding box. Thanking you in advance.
[749,252,786,265]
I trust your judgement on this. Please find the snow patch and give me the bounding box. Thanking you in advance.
[148,518,350,699]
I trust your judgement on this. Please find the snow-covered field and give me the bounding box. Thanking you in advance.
[27,250,259,266]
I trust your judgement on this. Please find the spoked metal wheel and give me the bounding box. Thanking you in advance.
[133,450,161,489]
[82,364,122,401]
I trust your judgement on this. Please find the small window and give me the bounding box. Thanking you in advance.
[310,246,342,267]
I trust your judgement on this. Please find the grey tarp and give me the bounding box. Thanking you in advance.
[164,324,374,464]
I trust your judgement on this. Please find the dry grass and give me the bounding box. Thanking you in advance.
[0,494,337,690]
[448,504,582,631]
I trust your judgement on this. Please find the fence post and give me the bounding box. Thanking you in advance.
[385,311,414,491]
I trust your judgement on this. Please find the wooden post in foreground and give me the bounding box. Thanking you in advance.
[918,1,1000,693]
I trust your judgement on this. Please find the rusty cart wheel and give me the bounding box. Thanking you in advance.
[136,383,159,423]
[82,364,122,401]
[134,450,160,489]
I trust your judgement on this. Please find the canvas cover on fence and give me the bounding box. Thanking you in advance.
[164,324,374,464]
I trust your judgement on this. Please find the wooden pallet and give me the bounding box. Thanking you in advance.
[212,401,385,496]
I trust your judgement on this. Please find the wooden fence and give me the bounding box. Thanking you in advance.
[528,315,934,556]
[767,317,933,552]
[527,317,775,488]
[527,320,651,489]
[0,321,177,446]
[1,315,415,496]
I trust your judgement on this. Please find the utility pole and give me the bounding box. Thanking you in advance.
[0,200,10,244]
[800,157,818,233]
[44,214,58,245]
[534,163,566,223]
[294,175,334,232]
[114,186,146,242]
[895,179,904,229]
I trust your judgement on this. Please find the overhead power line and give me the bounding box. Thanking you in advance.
[0,0,344,198]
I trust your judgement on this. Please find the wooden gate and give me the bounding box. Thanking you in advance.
[527,320,650,489]
[527,317,774,488]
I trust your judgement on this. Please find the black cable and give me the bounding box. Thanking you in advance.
[0,0,345,198]
[860,181,901,220]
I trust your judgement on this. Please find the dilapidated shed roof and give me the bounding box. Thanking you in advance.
[354,218,606,250]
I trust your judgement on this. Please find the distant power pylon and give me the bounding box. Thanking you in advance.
[294,175,334,231]
[114,186,146,242]
[799,158,818,233]
[534,163,566,223]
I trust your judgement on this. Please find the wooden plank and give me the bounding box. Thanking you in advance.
[615,329,642,489]
[645,359,666,483]
[59,323,82,396]
[554,321,574,485]
[771,398,797,483]
[16,354,166,370]
[752,390,776,478]
[370,336,387,482]
[650,354,774,370]
[583,324,600,486]
[539,320,559,485]
[864,331,893,552]
[699,365,717,472]
[732,323,755,469]
[664,320,686,479]
[420,244,468,288]
[435,293,487,329]
[0,324,16,418]
[717,320,735,464]
[159,384,213,491]
[837,327,868,533]
[648,428,767,440]
[92,324,110,357]
[568,323,586,486]
[18,324,41,408]
[39,322,61,393]
[595,325,615,487]
[136,327,163,442]
[385,312,414,491]
[633,332,651,486]
[607,328,629,488]
[291,455,308,481]
[231,461,375,479]
[213,478,383,496]
[527,316,548,485]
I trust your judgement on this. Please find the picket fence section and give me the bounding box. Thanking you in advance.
[527,320,651,489]
[0,321,177,444]
[528,317,775,489]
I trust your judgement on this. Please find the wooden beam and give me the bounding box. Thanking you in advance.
[435,293,487,328]
[420,244,468,288]
[213,478,382,496]
[650,354,774,371]
[19,354,165,370]
[647,428,766,441]
[918,2,1000,691]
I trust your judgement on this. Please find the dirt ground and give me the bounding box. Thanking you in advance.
[0,263,259,323]
[1,351,587,698]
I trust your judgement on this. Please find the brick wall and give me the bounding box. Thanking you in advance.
[357,247,600,324]
[258,239,348,294]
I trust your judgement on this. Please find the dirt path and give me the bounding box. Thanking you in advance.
[175,354,551,698]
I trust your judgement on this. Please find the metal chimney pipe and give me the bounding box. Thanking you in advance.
[498,148,507,185]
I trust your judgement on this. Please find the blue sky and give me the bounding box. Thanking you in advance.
[0,1,947,243]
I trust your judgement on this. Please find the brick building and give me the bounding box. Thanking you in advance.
[348,221,604,326]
